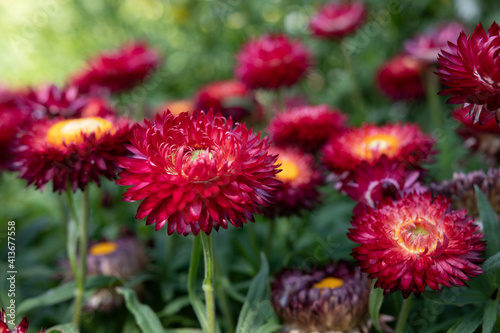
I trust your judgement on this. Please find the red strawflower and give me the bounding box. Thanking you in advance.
[15,114,130,193]
[116,111,281,236]
[70,42,161,94]
[309,0,366,40]
[266,147,324,217]
[348,192,485,298]
[341,156,424,207]
[437,22,500,124]
[0,308,45,333]
[271,261,371,332]
[195,80,257,122]
[376,54,426,100]
[268,104,348,151]
[235,34,311,90]
[322,123,435,173]
[404,21,466,64]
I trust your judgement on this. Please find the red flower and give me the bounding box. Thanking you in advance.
[70,42,161,94]
[341,156,424,207]
[195,80,257,122]
[235,34,311,90]
[376,54,426,100]
[117,111,280,236]
[154,99,194,117]
[348,192,485,298]
[437,22,500,124]
[309,1,366,40]
[0,308,45,333]
[15,114,130,193]
[271,261,371,332]
[267,104,348,151]
[404,21,466,64]
[266,147,324,217]
[322,123,434,173]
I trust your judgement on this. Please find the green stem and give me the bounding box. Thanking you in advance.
[200,233,216,333]
[394,294,413,333]
[339,44,367,124]
[188,237,208,332]
[264,221,276,259]
[66,190,79,284]
[72,187,90,326]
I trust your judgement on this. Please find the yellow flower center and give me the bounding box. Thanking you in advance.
[190,149,213,161]
[395,218,440,254]
[89,242,118,256]
[46,117,113,147]
[313,277,344,290]
[276,159,300,182]
[356,133,400,160]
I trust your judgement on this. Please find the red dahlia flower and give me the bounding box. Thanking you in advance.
[437,22,500,124]
[195,80,257,122]
[16,115,130,193]
[266,147,324,217]
[235,34,311,90]
[404,21,466,64]
[322,123,434,173]
[348,192,485,298]
[309,0,366,40]
[271,261,371,332]
[267,104,348,151]
[376,54,426,100]
[70,42,161,94]
[0,308,45,333]
[341,156,424,207]
[117,111,281,236]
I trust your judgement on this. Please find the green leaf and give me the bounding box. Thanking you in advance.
[117,287,166,333]
[187,237,208,332]
[424,288,487,305]
[158,296,191,318]
[45,323,79,333]
[164,330,202,333]
[236,253,273,333]
[18,282,75,314]
[483,252,500,274]
[475,186,500,259]
[448,309,482,333]
[483,300,498,333]
[369,280,384,333]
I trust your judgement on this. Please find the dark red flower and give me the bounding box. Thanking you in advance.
[341,156,424,207]
[0,308,45,333]
[376,54,426,100]
[235,34,311,90]
[437,22,500,124]
[309,1,366,40]
[15,115,130,193]
[117,111,280,236]
[348,192,485,298]
[70,42,161,94]
[267,104,348,151]
[195,80,257,122]
[322,123,435,173]
[271,261,371,332]
[0,99,30,171]
[404,21,466,64]
[265,147,324,217]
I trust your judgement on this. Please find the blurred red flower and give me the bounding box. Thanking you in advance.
[309,0,366,40]
[376,54,425,100]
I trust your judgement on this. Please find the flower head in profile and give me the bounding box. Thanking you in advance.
[309,0,366,40]
[271,261,371,333]
[195,80,259,122]
[117,111,281,236]
[341,156,424,207]
[437,22,500,124]
[268,104,348,152]
[15,114,130,193]
[348,192,485,298]
[0,308,45,333]
[235,34,311,90]
[376,54,426,101]
[404,21,466,64]
[70,42,161,94]
[322,123,435,174]
[265,147,324,217]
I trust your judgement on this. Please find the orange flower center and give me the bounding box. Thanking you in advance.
[89,241,118,256]
[276,158,300,182]
[313,277,344,289]
[46,117,113,147]
[355,133,400,160]
[395,218,441,254]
